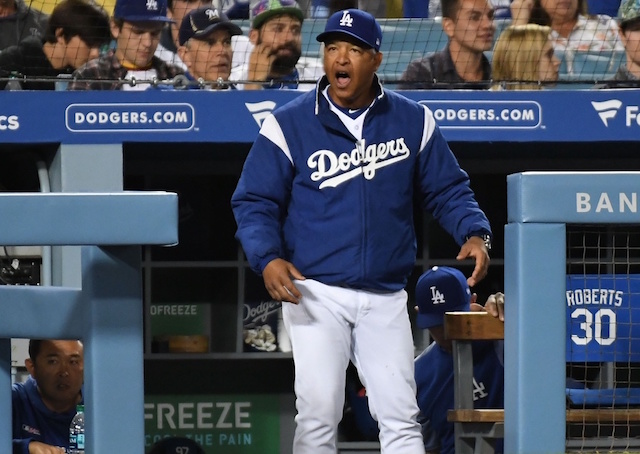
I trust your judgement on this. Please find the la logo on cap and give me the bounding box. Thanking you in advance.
[339,10,353,27]
[146,0,158,11]
[430,286,445,305]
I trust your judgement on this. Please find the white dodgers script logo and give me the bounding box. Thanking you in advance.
[308,138,410,189]
[592,99,622,126]
[339,10,353,27]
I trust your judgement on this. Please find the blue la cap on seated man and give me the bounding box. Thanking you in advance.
[415,265,472,331]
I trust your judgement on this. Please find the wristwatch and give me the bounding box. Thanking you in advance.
[466,232,492,251]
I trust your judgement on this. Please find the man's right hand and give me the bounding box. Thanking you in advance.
[262,258,305,304]
[246,43,276,89]
[28,440,65,454]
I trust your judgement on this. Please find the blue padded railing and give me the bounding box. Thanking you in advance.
[0,191,178,453]
[505,172,640,453]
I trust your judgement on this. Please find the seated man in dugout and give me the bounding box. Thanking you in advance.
[12,339,84,454]
[0,0,111,90]
[413,267,504,454]
[398,0,495,89]
[176,6,243,89]
[344,268,505,453]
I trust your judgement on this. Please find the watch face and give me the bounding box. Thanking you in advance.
[483,234,492,251]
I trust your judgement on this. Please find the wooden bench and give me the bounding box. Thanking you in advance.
[445,311,640,454]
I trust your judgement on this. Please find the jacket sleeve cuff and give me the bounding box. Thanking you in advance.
[13,438,32,454]
[258,253,281,274]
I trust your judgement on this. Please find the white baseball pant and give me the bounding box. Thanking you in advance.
[282,279,424,453]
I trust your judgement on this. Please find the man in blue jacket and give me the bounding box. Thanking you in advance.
[12,339,84,454]
[414,266,504,453]
[232,8,492,453]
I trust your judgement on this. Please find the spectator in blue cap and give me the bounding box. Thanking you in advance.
[176,6,242,88]
[69,0,184,90]
[414,266,504,453]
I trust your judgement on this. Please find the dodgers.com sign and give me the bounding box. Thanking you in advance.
[419,100,542,129]
[65,103,195,132]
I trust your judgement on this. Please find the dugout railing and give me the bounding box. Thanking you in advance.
[3,90,640,453]
[505,171,640,453]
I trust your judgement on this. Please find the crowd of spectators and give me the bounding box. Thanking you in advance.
[0,0,638,89]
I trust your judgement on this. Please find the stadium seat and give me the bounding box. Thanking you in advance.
[556,49,626,83]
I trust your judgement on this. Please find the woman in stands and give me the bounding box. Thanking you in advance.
[491,24,561,89]
[510,0,623,52]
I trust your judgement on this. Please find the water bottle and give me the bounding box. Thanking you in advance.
[69,404,85,454]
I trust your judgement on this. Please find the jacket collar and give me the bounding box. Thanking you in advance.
[314,74,385,116]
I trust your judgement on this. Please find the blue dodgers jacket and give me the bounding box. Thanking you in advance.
[232,75,491,292]
[12,376,83,454]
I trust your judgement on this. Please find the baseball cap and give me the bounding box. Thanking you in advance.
[251,0,304,30]
[415,266,471,329]
[114,0,172,22]
[179,7,243,46]
[316,9,382,52]
[619,0,640,24]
